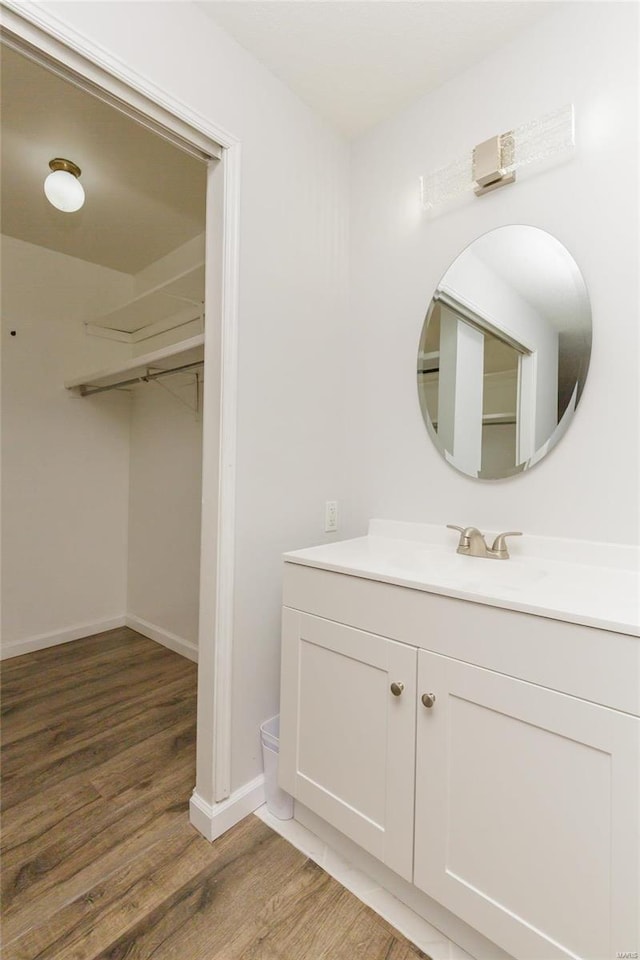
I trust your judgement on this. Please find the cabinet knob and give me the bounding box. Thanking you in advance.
[390,681,405,697]
[421,692,436,709]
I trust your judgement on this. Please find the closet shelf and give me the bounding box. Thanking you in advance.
[431,411,517,428]
[65,334,204,397]
[85,262,205,344]
[482,412,517,425]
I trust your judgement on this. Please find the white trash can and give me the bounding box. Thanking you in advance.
[260,715,294,820]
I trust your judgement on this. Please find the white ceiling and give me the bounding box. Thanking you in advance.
[1,46,206,274]
[200,1,564,138]
[1,4,565,272]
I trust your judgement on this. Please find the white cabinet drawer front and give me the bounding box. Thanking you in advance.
[283,563,640,716]
[279,609,417,880]
[414,650,640,960]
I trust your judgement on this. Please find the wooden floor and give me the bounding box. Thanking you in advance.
[1,628,430,960]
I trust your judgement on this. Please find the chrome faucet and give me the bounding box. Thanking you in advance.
[447,525,522,560]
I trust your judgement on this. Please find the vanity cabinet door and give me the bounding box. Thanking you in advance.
[414,649,640,960]
[279,608,417,880]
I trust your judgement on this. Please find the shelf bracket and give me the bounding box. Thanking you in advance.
[149,366,203,420]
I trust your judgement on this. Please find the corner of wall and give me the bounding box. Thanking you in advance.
[189,776,266,842]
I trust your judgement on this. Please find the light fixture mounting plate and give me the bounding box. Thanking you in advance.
[474,172,516,196]
[49,158,81,178]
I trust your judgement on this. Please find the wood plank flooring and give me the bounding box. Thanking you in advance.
[1,628,430,960]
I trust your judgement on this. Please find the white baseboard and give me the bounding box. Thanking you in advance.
[0,614,198,663]
[0,616,127,661]
[125,615,198,663]
[190,775,266,842]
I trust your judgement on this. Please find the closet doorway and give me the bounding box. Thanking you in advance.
[0,12,237,824]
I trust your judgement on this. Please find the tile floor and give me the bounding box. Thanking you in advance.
[255,805,477,960]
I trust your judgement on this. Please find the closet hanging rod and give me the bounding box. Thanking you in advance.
[77,359,204,397]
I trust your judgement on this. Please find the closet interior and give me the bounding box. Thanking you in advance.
[1,44,210,664]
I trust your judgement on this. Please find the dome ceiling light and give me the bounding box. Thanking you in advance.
[44,158,85,213]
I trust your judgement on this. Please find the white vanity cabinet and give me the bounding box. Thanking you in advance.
[279,558,640,960]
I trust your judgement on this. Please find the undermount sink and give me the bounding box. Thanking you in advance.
[318,529,548,594]
[365,534,441,570]
[430,552,549,592]
[283,519,640,636]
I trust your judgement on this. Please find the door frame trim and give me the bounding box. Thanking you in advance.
[1,0,238,810]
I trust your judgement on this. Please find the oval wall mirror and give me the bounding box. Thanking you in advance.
[417,225,592,480]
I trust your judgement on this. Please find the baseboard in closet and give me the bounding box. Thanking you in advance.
[0,616,127,661]
[125,615,198,663]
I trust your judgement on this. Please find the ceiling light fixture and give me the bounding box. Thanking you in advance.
[420,104,575,213]
[44,158,85,213]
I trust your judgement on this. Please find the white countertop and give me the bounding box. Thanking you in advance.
[283,520,640,636]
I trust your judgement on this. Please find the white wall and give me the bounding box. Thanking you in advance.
[1,235,132,650]
[34,0,352,790]
[348,3,639,544]
[127,372,203,655]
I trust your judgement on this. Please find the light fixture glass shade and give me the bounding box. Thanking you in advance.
[44,169,85,212]
[420,153,473,210]
[502,104,575,175]
[420,104,575,212]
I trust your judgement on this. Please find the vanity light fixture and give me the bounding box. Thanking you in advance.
[420,104,574,212]
[44,158,85,213]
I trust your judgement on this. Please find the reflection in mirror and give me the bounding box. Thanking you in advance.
[417,226,591,480]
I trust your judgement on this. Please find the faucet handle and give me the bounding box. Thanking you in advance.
[447,524,482,551]
[490,531,522,558]
[446,524,469,546]
[447,524,483,538]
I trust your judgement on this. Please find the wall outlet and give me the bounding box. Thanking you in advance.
[324,500,338,533]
